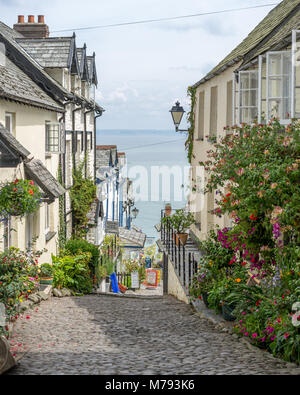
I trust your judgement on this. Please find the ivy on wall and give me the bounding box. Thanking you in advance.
[185,86,196,164]
[70,157,96,239]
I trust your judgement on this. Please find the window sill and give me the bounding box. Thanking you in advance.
[45,231,56,243]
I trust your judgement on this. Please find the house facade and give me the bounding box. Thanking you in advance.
[0,15,104,260]
[0,48,65,262]
[188,0,300,241]
[95,146,135,245]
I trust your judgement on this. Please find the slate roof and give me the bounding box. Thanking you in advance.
[0,21,23,40]
[87,54,98,86]
[193,0,300,88]
[25,159,66,199]
[16,36,78,70]
[0,122,30,159]
[0,23,73,101]
[0,54,64,112]
[119,227,146,248]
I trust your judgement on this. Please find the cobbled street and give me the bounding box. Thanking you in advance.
[5,295,300,375]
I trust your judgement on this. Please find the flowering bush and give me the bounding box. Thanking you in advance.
[0,179,41,219]
[0,248,41,338]
[191,120,300,363]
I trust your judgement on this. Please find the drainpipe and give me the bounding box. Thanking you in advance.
[84,107,95,178]
[59,99,73,240]
[94,111,103,182]
[72,101,84,170]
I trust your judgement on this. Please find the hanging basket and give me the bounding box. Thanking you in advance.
[0,179,42,218]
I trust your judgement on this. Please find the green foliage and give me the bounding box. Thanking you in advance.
[163,209,196,234]
[51,253,93,294]
[70,158,96,238]
[39,263,54,278]
[0,248,41,337]
[64,238,100,273]
[191,120,300,364]
[0,179,41,219]
[185,86,196,164]
[57,164,66,251]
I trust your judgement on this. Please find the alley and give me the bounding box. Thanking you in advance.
[6,295,298,375]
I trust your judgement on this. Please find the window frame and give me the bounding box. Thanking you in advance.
[238,70,259,124]
[266,50,292,124]
[45,122,64,154]
[5,113,13,134]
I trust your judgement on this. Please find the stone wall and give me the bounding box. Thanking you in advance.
[167,257,189,304]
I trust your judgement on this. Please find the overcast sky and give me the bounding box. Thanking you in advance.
[1,0,276,130]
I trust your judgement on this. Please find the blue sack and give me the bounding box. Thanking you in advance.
[110,273,120,294]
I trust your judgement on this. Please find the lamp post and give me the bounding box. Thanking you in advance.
[169,101,188,132]
[131,207,139,220]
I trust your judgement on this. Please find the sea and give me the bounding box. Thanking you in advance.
[96,129,189,244]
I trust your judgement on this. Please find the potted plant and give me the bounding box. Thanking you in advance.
[0,179,41,219]
[39,263,54,285]
[169,209,196,245]
[165,203,172,217]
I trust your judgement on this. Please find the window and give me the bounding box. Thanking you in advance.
[209,86,218,137]
[46,122,64,153]
[291,30,300,118]
[5,113,14,134]
[266,51,291,121]
[239,71,258,124]
[198,91,205,140]
[45,203,50,235]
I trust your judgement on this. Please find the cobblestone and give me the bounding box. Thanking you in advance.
[5,295,300,375]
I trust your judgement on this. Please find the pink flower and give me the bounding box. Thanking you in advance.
[252,333,258,338]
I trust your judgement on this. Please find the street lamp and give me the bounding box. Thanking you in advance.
[170,101,188,132]
[131,207,139,219]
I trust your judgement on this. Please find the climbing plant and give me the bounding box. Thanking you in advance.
[70,157,96,239]
[57,164,66,251]
[185,86,196,164]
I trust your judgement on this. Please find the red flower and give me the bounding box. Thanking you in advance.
[29,181,34,185]
[241,262,247,266]
[29,189,34,195]
[14,179,19,185]
[249,213,258,221]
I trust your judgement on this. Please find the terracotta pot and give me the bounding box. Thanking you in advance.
[176,233,188,246]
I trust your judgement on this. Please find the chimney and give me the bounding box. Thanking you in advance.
[13,14,49,39]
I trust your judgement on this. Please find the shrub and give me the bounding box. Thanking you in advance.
[64,238,100,274]
[52,253,93,294]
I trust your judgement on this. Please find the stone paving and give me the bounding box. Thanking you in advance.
[5,295,300,375]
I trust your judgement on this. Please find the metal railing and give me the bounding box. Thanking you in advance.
[160,210,199,294]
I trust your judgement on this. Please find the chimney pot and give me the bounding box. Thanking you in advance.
[38,15,45,24]
[18,15,25,23]
[28,15,35,23]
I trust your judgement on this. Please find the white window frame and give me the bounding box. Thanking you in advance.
[291,29,300,118]
[266,50,292,124]
[45,203,50,236]
[5,113,13,134]
[238,70,259,124]
[26,214,34,251]
[45,122,65,154]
